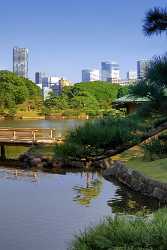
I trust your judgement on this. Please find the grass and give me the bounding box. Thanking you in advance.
[1,145,55,160]
[113,146,167,183]
[70,208,167,250]
[5,146,28,159]
[16,110,44,119]
[29,145,55,158]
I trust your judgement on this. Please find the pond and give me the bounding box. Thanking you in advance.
[0,119,86,134]
[0,119,162,249]
[0,167,161,250]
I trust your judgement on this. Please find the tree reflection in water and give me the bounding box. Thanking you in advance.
[107,180,164,215]
[73,172,103,207]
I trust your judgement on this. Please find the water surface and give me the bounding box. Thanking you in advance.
[0,119,86,134]
[0,167,161,250]
[0,120,162,249]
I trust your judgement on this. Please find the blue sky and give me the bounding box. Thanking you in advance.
[0,0,166,82]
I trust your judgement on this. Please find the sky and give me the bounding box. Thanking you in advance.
[0,0,166,82]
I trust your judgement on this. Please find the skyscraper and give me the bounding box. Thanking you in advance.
[13,47,28,78]
[127,71,137,81]
[137,59,150,79]
[101,61,120,82]
[35,72,43,84]
[82,69,100,82]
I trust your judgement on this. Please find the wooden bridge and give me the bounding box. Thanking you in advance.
[0,128,64,160]
[0,128,63,146]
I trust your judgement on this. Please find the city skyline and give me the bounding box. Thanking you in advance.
[0,0,166,82]
[1,46,154,83]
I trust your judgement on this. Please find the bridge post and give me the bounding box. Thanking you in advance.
[50,129,53,139]
[13,130,16,140]
[0,145,6,160]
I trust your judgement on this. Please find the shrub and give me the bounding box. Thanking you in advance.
[142,137,167,160]
[55,114,146,160]
[70,208,167,250]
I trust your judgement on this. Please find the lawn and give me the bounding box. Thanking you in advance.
[113,146,167,183]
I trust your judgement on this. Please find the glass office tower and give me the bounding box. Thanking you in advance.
[13,47,28,78]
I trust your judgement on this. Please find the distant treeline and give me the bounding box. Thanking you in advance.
[0,73,129,118]
[44,81,129,116]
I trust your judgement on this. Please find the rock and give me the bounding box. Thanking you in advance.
[31,157,42,165]
[152,187,167,202]
[42,160,53,169]
[103,161,167,203]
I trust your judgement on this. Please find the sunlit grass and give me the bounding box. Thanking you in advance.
[113,146,167,183]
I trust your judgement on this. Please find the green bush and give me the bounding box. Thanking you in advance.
[62,110,81,117]
[54,143,102,160]
[142,137,167,160]
[70,208,167,250]
[55,114,147,160]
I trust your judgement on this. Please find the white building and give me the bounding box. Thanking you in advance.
[82,69,100,82]
[36,83,43,89]
[43,87,53,100]
[137,59,150,79]
[127,71,137,81]
[101,61,120,82]
[49,76,61,87]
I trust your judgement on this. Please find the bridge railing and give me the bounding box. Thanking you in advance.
[0,128,63,143]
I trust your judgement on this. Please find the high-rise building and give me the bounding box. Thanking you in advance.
[35,72,44,84]
[127,71,137,81]
[13,47,28,78]
[101,61,120,82]
[82,69,100,82]
[49,76,61,87]
[43,87,53,100]
[50,78,71,95]
[42,77,49,88]
[137,59,150,79]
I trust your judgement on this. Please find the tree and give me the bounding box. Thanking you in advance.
[117,87,129,99]
[143,7,167,36]
[130,55,167,114]
[0,71,42,115]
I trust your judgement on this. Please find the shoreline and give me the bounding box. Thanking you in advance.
[0,115,90,121]
[103,161,167,203]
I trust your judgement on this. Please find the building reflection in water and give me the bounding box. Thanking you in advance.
[0,168,39,183]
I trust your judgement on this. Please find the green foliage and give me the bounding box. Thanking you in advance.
[143,7,167,36]
[143,136,167,160]
[55,114,147,159]
[45,81,129,114]
[70,208,167,250]
[0,71,42,116]
[54,143,101,161]
[117,86,129,98]
[130,55,167,114]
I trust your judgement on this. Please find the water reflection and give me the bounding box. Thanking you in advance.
[73,172,103,206]
[107,178,164,214]
[0,166,165,215]
[0,168,39,183]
